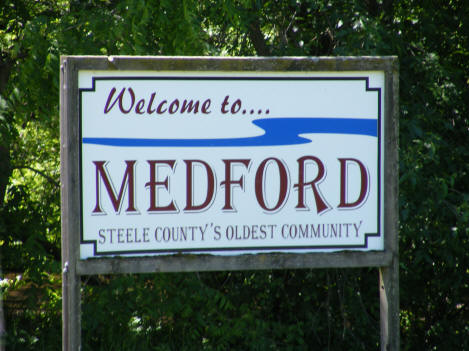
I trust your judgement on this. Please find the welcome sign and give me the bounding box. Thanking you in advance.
[62,57,399,351]
[78,69,385,258]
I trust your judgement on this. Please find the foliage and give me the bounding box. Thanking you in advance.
[1,0,468,350]
[81,270,380,350]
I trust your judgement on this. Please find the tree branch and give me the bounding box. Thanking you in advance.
[12,165,59,187]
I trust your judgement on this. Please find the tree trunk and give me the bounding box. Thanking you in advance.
[248,18,270,56]
[0,267,5,351]
[0,57,13,351]
[0,146,10,208]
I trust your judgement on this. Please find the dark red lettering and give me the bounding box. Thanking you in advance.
[201,99,211,114]
[146,160,177,212]
[255,158,289,212]
[231,99,241,114]
[135,99,145,114]
[221,159,251,211]
[294,156,329,214]
[184,160,216,212]
[93,160,137,214]
[103,87,135,114]
[338,158,369,209]
[157,100,167,114]
[221,95,230,114]
[168,99,179,114]
[181,100,199,114]
[147,92,156,114]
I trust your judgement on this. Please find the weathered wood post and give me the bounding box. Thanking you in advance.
[60,57,82,351]
[380,56,400,351]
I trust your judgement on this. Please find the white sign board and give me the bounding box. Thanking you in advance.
[79,71,384,258]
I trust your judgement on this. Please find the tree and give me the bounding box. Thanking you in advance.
[1,0,468,350]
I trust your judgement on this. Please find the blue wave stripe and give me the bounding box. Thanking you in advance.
[82,117,377,147]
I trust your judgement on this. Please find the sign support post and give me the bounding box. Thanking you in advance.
[60,59,82,351]
[60,56,399,351]
[379,59,399,351]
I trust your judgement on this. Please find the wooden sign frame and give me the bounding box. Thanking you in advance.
[60,56,398,350]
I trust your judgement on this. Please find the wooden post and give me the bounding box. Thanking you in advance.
[61,57,82,351]
[62,263,81,351]
[380,259,399,351]
[380,57,400,351]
